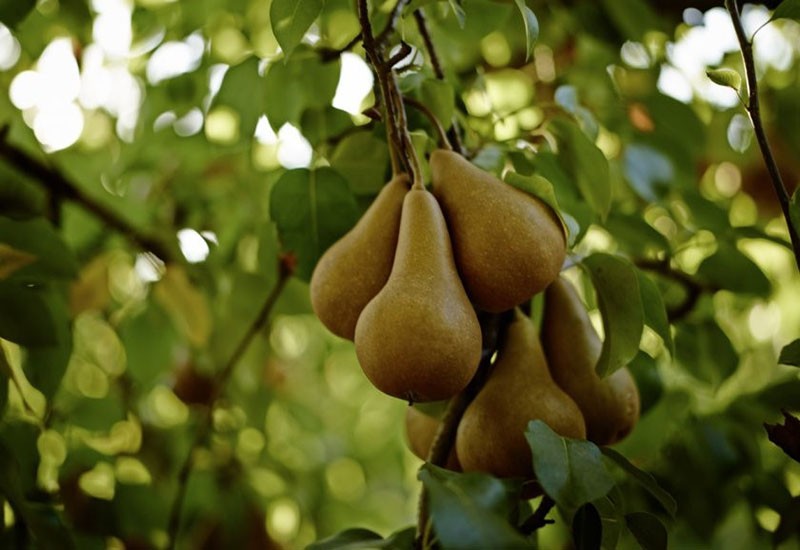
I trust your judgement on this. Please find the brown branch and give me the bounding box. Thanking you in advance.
[165,259,293,549]
[725,0,800,272]
[413,9,465,155]
[519,495,557,533]
[0,126,180,263]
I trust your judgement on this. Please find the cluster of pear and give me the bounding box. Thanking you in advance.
[311,149,566,402]
[406,277,640,478]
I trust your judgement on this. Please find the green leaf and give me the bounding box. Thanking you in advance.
[308,528,382,549]
[0,216,78,281]
[270,168,359,281]
[0,0,36,29]
[603,213,669,256]
[675,319,738,387]
[330,132,391,195]
[623,144,674,202]
[418,464,530,549]
[627,352,664,415]
[23,286,72,400]
[706,68,742,92]
[625,512,668,550]
[270,0,323,59]
[503,173,560,218]
[448,0,466,27]
[420,79,455,133]
[512,0,539,60]
[601,447,677,517]
[696,242,771,296]
[581,254,644,377]
[212,56,266,142]
[551,118,611,220]
[525,420,615,513]
[0,281,57,347]
[779,339,800,367]
[636,270,673,354]
[772,0,800,22]
[572,503,602,550]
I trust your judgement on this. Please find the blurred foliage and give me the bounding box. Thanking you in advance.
[0,0,800,548]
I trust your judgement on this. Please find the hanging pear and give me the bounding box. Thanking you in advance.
[310,174,410,340]
[354,188,481,402]
[405,406,461,471]
[541,277,640,445]
[456,310,586,478]
[430,149,566,313]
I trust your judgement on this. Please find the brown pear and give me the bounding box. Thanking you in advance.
[429,149,566,313]
[354,188,481,402]
[541,277,640,445]
[456,310,586,478]
[405,406,461,470]
[310,174,410,340]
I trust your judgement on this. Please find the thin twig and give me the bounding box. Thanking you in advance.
[412,9,465,155]
[519,495,556,533]
[377,0,411,45]
[725,0,800,272]
[635,258,716,322]
[319,32,363,62]
[404,96,452,150]
[165,259,293,549]
[0,126,180,264]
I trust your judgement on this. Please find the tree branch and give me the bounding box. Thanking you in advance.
[0,126,180,264]
[725,0,800,272]
[377,0,411,45]
[165,258,293,549]
[635,258,716,322]
[519,495,556,533]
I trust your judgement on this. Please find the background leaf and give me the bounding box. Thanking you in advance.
[572,502,602,550]
[636,270,673,353]
[779,339,800,366]
[582,254,644,377]
[625,512,668,550]
[270,168,359,280]
[0,0,36,29]
[772,0,800,22]
[512,0,539,60]
[270,0,323,59]
[0,281,57,347]
[0,216,78,281]
[601,447,677,517]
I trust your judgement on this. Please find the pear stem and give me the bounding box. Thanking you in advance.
[403,96,453,151]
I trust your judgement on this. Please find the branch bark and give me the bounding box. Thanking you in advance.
[725,0,800,272]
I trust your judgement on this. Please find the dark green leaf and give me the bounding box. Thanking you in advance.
[636,270,673,353]
[551,118,611,219]
[264,51,341,129]
[420,79,455,133]
[330,132,390,195]
[696,243,770,296]
[772,0,800,22]
[627,352,664,415]
[526,420,615,513]
[308,528,382,549]
[212,56,266,142]
[0,281,57,347]
[582,254,644,377]
[779,339,800,367]
[503,172,562,222]
[0,216,78,281]
[270,168,359,281]
[301,107,354,146]
[625,512,668,550]
[706,68,741,91]
[0,0,36,28]
[572,503,602,550]
[270,0,323,59]
[418,464,530,549]
[675,319,738,387]
[601,447,677,517]
[23,286,72,400]
[601,0,663,40]
[623,144,674,202]
[512,0,538,60]
[604,213,669,255]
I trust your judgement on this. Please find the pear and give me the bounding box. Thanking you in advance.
[541,277,640,445]
[310,174,410,340]
[456,310,586,478]
[429,149,566,313]
[405,406,461,470]
[354,188,481,402]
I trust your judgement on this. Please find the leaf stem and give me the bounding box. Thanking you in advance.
[404,96,453,150]
[725,0,800,272]
[165,258,293,549]
[0,126,180,264]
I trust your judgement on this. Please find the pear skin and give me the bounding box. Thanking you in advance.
[310,174,410,340]
[430,149,566,313]
[405,406,461,471]
[354,188,481,402]
[456,310,586,478]
[541,277,641,445]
